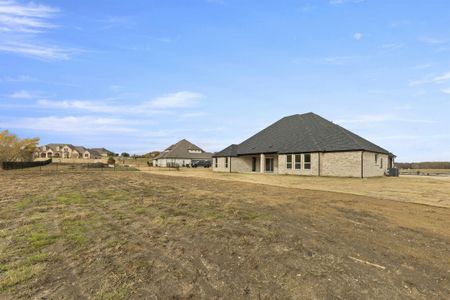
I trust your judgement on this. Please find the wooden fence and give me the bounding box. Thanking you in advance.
[1,159,52,170]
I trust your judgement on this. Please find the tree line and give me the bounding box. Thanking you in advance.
[396,162,450,169]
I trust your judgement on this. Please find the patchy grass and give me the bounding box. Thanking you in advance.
[0,264,45,291]
[57,192,87,205]
[134,207,146,215]
[0,171,449,299]
[28,230,59,250]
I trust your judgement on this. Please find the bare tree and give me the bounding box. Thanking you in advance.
[0,130,39,163]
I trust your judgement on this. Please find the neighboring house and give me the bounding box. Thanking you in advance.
[34,144,113,160]
[153,139,212,167]
[213,112,395,178]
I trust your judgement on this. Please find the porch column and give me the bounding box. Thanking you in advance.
[260,153,265,173]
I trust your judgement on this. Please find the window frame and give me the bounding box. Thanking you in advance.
[214,157,218,168]
[286,154,292,169]
[295,154,301,169]
[304,153,311,169]
[225,157,229,168]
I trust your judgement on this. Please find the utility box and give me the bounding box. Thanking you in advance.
[386,168,399,177]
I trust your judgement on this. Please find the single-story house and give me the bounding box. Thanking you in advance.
[34,144,112,160]
[213,112,395,178]
[153,139,212,167]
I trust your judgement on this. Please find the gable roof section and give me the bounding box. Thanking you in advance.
[218,113,392,156]
[154,139,212,160]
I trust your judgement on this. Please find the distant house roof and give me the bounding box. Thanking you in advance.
[46,144,64,151]
[215,112,394,157]
[74,146,87,153]
[90,148,113,155]
[154,139,212,160]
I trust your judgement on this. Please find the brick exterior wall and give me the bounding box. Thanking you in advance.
[231,156,256,173]
[154,158,192,167]
[213,157,231,172]
[362,151,389,177]
[213,151,389,177]
[278,153,319,176]
[319,151,362,177]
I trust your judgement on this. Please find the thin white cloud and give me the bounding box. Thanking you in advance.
[419,36,447,45]
[353,32,363,40]
[8,89,36,99]
[0,1,77,60]
[441,88,450,94]
[149,91,202,109]
[36,91,203,114]
[0,41,73,60]
[0,0,59,33]
[410,72,450,86]
[0,74,32,82]
[1,116,140,134]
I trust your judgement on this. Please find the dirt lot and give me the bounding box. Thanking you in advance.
[140,167,450,208]
[0,170,449,299]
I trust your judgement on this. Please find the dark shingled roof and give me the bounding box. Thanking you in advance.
[213,144,238,157]
[154,139,212,160]
[216,113,393,157]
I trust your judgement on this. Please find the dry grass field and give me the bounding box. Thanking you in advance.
[400,168,450,176]
[0,169,449,299]
[140,167,450,208]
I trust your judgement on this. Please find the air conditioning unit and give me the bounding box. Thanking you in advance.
[385,168,399,177]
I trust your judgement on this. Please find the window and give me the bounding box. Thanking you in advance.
[188,149,202,153]
[375,154,378,163]
[295,154,301,169]
[304,153,311,169]
[225,157,229,168]
[286,154,292,169]
[380,158,383,169]
[214,157,218,168]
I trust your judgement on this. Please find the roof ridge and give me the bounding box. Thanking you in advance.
[219,112,392,156]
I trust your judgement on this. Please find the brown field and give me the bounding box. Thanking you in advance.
[140,167,450,208]
[0,169,449,299]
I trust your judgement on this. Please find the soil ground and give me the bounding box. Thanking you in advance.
[0,170,449,299]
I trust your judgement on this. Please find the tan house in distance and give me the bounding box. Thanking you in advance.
[34,144,113,160]
[213,112,395,178]
[153,139,212,167]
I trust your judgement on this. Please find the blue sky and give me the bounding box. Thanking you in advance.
[1,0,449,161]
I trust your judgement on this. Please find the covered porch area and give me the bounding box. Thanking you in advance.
[231,154,278,174]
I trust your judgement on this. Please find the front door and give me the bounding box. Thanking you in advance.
[265,158,274,172]
[252,157,257,172]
